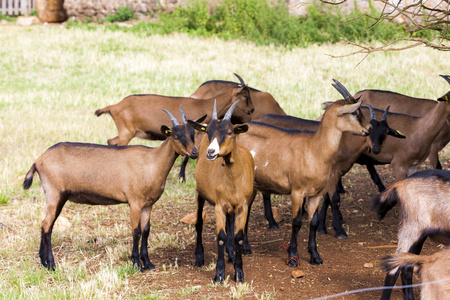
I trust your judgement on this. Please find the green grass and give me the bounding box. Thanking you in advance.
[0,24,448,299]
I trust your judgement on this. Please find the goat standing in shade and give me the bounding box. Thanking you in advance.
[23,107,198,271]
[355,74,450,186]
[372,169,450,300]
[188,100,255,283]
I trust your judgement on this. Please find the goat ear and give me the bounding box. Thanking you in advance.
[337,101,362,116]
[388,128,406,139]
[161,125,172,137]
[233,124,249,134]
[437,93,449,102]
[187,120,207,132]
[195,114,207,123]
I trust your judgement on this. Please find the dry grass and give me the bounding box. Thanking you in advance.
[0,24,448,299]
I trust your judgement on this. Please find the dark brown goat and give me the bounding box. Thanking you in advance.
[189,100,255,283]
[237,81,371,266]
[190,73,286,121]
[23,107,198,271]
[95,77,254,146]
[258,103,405,238]
[355,74,450,171]
[372,169,450,300]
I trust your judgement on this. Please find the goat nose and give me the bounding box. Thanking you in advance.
[191,149,199,159]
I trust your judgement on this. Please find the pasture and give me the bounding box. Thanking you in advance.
[0,24,449,299]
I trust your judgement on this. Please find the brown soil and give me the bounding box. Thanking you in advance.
[122,160,449,299]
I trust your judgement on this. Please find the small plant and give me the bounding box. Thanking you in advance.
[0,190,9,205]
[106,7,135,23]
[29,9,38,17]
[0,12,15,22]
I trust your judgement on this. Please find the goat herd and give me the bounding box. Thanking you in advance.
[23,74,450,299]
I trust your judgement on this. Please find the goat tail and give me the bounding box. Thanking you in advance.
[23,164,36,190]
[380,252,435,275]
[95,106,111,117]
[371,184,400,220]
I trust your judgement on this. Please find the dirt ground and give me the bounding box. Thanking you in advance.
[119,159,449,300]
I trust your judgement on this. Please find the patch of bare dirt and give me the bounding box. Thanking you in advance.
[123,158,450,299]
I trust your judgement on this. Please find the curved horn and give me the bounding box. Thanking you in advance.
[224,100,240,121]
[212,99,217,120]
[179,105,187,124]
[162,109,179,126]
[439,75,450,85]
[382,105,390,122]
[366,103,376,121]
[331,79,352,102]
[233,73,246,86]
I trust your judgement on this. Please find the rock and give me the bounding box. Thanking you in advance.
[16,16,40,26]
[364,262,374,268]
[55,216,72,232]
[291,269,305,278]
[180,211,210,225]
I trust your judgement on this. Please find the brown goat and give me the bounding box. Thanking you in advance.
[259,103,405,238]
[23,107,198,271]
[190,73,286,121]
[95,79,254,146]
[177,73,286,182]
[237,82,371,266]
[372,169,450,299]
[188,100,255,283]
[358,95,450,182]
[381,248,450,300]
[355,74,450,170]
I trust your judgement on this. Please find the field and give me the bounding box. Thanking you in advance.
[0,24,449,299]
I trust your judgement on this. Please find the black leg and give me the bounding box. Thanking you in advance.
[140,221,155,270]
[215,229,227,283]
[131,226,142,269]
[225,213,235,263]
[381,269,401,300]
[263,193,279,229]
[365,163,386,192]
[242,199,253,255]
[307,210,323,265]
[287,205,302,267]
[234,230,244,282]
[330,191,347,239]
[195,195,205,267]
[436,159,442,170]
[178,156,189,182]
[336,178,346,194]
[317,193,331,234]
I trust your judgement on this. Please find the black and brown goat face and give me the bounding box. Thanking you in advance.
[367,106,406,154]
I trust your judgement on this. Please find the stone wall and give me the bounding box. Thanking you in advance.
[62,0,447,24]
[63,0,186,21]
[62,0,385,22]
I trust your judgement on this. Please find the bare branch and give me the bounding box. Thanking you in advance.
[320,0,450,55]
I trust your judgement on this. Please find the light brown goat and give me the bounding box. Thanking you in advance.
[177,73,286,182]
[355,74,450,170]
[188,100,255,283]
[372,169,450,300]
[95,78,254,146]
[381,248,450,300]
[23,107,198,271]
[237,82,371,266]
